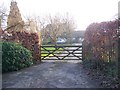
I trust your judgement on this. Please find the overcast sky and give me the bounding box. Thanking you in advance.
[0,0,119,30]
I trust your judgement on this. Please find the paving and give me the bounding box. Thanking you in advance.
[2,61,101,88]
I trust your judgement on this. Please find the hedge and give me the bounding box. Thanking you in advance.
[2,42,33,73]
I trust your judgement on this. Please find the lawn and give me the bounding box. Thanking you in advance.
[41,46,63,57]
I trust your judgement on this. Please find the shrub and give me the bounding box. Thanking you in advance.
[82,19,119,88]
[2,42,33,73]
[3,31,41,63]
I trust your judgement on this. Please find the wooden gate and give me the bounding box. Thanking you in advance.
[40,45,82,60]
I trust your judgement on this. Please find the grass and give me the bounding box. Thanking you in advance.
[41,47,63,57]
[40,43,75,58]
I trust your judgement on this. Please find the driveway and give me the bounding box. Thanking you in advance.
[2,61,101,88]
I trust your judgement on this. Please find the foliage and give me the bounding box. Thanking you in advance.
[2,42,33,73]
[1,1,41,63]
[83,19,118,63]
[82,19,119,87]
[2,31,41,63]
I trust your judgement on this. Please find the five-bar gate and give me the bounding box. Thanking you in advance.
[40,45,82,61]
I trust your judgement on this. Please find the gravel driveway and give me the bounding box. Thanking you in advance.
[2,61,101,88]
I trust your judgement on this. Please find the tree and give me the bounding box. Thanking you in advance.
[83,19,118,63]
[24,17,41,45]
[0,3,7,29]
[1,1,41,63]
[40,13,75,44]
[7,1,24,32]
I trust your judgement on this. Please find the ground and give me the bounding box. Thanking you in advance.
[2,61,102,88]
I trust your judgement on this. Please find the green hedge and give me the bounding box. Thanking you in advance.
[2,42,33,73]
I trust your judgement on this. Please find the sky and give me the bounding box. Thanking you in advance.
[0,0,119,30]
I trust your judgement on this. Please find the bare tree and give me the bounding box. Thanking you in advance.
[24,13,75,44]
[62,13,75,43]
[23,16,43,44]
[40,13,75,44]
[0,3,7,29]
[45,15,64,44]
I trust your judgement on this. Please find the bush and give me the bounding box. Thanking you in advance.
[2,42,33,73]
[4,31,41,62]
